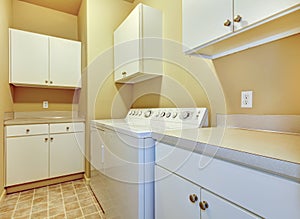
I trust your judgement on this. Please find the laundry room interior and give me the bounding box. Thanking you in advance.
[0,0,300,218]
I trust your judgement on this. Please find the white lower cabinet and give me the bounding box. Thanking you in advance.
[155,166,259,219]
[5,122,85,187]
[49,132,84,177]
[156,142,300,218]
[6,135,49,186]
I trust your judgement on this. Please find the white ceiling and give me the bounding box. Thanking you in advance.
[18,0,83,15]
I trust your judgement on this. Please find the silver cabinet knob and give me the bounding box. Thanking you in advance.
[66,127,70,131]
[50,81,53,84]
[199,201,209,210]
[223,19,231,26]
[122,72,127,77]
[44,138,48,142]
[234,15,242,22]
[189,194,198,203]
[26,129,30,133]
[45,80,48,84]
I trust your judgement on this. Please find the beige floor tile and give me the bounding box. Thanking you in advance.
[63,195,78,204]
[82,204,98,216]
[0,210,14,219]
[84,212,102,219]
[32,202,48,213]
[65,201,80,212]
[79,198,94,208]
[33,196,48,205]
[31,209,48,218]
[49,206,65,217]
[16,200,32,210]
[49,199,63,209]
[50,213,66,219]
[66,208,83,218]
[0,203,16,213]
[0,180,103,219]
[62,190,75,198]
[13,206,31,217]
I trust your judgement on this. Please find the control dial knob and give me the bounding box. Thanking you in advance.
[144,110,152,118]
[180,111,190,120]
[166,112,171,118]
[160,112,166,117]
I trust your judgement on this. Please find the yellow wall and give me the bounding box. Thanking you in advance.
[86,0,134,120]
[10,0,80,112]
[0,0,13,197]
[213,34,300,115]
[12,0,78,40]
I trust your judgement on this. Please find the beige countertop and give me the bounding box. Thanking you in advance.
[4,111,85,125]
[4,117,85,125]
[152,127,300,181]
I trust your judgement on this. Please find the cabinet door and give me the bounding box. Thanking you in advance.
[201,189,260,219]
[6,135,49,186]
[234,0,300,31]
[49,37,81,88]
[155,166,200,219]
[49,132,84,177]
[182,0,233,51]
[114,4,141,81]
[10,29,48,86]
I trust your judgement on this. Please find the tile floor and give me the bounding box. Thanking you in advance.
[0,179,105,219]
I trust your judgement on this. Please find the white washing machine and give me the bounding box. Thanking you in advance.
[90,108,208,219]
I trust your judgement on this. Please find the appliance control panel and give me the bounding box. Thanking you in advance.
[126,108,208,127]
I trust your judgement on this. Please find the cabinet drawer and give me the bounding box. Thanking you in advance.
[50,122,84,133]
[6,124,48,137]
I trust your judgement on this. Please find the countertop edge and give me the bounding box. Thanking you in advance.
[152,132,300,182]
[4,118,85,125]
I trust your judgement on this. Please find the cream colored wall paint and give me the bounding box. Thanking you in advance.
[0,0,13,196]
[86,0,134,120]
[213,34,300,115]
[12,0,78,40]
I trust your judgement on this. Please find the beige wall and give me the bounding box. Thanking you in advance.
[0,0,13,197]
[11,0,80,112]
[213,34,300,115]
[12,0,78,40]
[86,0,134,120]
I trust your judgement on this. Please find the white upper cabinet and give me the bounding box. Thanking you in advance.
[9,29,49,86]
[9,29,81,88]
[234,0,300,31]
[114,3,162,84]
[49,37,81,87]
[182,0,300,58]
[182,0,233,51]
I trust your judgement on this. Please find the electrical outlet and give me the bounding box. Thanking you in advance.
[43,101,48,109]
[241,91,253,108]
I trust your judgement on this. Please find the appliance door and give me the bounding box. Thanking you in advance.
[90,126,154,219]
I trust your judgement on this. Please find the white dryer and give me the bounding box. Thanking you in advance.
[90,108,208,219]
